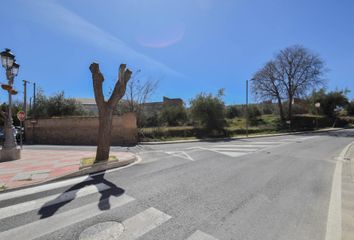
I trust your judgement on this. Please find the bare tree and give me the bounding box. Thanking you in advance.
[251,61,286,121]
[122,73,158,126]
[252,45,325,125]
[89,63,132,162]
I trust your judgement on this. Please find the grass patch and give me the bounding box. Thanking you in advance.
[80,156,118,168]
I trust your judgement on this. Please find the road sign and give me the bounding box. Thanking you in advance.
[17,110,26,122]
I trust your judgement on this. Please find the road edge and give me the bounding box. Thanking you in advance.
[325,142,353,240]
[139,127,346,145]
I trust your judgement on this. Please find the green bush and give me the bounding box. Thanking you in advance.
[347,100,354,116]
[160,105,187,126]
[190,92,226,130]
[226,105,241,119]
[309,89,349,118]
[291,115,349,130]
[29,90,87,118]
[248,105,262,126]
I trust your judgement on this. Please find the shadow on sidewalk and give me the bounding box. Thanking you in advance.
[38,170,124,219]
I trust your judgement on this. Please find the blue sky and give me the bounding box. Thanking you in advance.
[0,0,353,105]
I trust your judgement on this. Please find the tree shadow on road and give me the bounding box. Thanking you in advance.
[38,170,124,219]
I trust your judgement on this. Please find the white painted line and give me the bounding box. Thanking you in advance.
[237,141,282,145]
[0,194,135,240]
[186,230,219,240]
[213,144,269,148]
[0,175,94,202]
[166,151,195,161]
[211,148,258,152]
[0,183,110,220]
[214,151,247,157]
[0,156,142,202]
[325,142,353,240]
[119,207,171,239]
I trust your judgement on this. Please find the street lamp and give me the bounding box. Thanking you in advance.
[0,48,21,161]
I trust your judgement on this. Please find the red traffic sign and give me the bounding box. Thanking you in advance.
[17,111,26,122]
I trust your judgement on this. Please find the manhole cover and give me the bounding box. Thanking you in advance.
[79,221,124,240]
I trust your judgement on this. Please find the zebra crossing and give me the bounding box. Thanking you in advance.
[0,176,219,240]
[206,136,317,158]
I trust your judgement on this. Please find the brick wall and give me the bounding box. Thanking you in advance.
[24,113,137,145]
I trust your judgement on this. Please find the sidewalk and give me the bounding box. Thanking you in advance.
[342,142,354,240]
[0,149,136,190]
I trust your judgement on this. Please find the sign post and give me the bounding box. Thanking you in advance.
[17,111,26,149]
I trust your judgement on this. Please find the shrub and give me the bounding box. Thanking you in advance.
[347,100,354,116]
[226,105,241,119]
[190,92,226,130]
[248,105,262,126]
[160,105,187,126]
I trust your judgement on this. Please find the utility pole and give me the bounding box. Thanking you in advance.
[246,80,249,138]
[23,80,29,115]
[33,82,36,118]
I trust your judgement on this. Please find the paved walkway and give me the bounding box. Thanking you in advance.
[342,143,354,240]
[0,149,135,190]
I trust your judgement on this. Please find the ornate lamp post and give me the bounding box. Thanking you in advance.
[0,48,21,161]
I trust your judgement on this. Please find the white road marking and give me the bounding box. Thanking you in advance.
[186,230,219,240]
[213,151,247,157]
[0,194,135,240]
[211,148,258,152]
[0,156,142,202]
[0,183,110,220]
[119,207,171,240]
[325,142,353,240]
[0,175,94,202]
[166,151,195,161]
[213,144,270,148]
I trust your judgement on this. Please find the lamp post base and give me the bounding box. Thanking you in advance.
[0,148,21,162]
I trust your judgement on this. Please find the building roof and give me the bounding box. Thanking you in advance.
[75,98,96,105]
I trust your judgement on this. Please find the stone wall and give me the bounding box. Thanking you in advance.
[24,113,137,145]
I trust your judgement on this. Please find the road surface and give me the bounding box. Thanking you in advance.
[0,129,353,240]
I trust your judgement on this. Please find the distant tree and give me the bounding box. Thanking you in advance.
[90,63,132,162]
[117,72,158,127]
[347,100,354,116]
[252,45,326,126]
[310,88,349,118]
[252,61,286,121]
[190,90,226,130]
[160,104,187,126]
[29,90,86,118]
[226,105,241,119]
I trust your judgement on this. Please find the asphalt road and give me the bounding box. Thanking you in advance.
[0,129,353,240]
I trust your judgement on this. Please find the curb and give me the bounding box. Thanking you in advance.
[0,154,138,193]
[139,127,346,145]
[58,156,137,180]
[325,141,354,240]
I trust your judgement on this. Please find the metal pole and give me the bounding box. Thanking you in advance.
[23,80,28,115]
[33,82,36,118]
[3,70,17,149]
[20,121,23,149]
[246,80,249,138]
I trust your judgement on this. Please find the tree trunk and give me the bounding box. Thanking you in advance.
[288,97,293,130]
[276,96,285,123]
[95,106,113,162]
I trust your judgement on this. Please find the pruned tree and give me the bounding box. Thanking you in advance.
[89,63,132,162]
[252,45,326,126]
